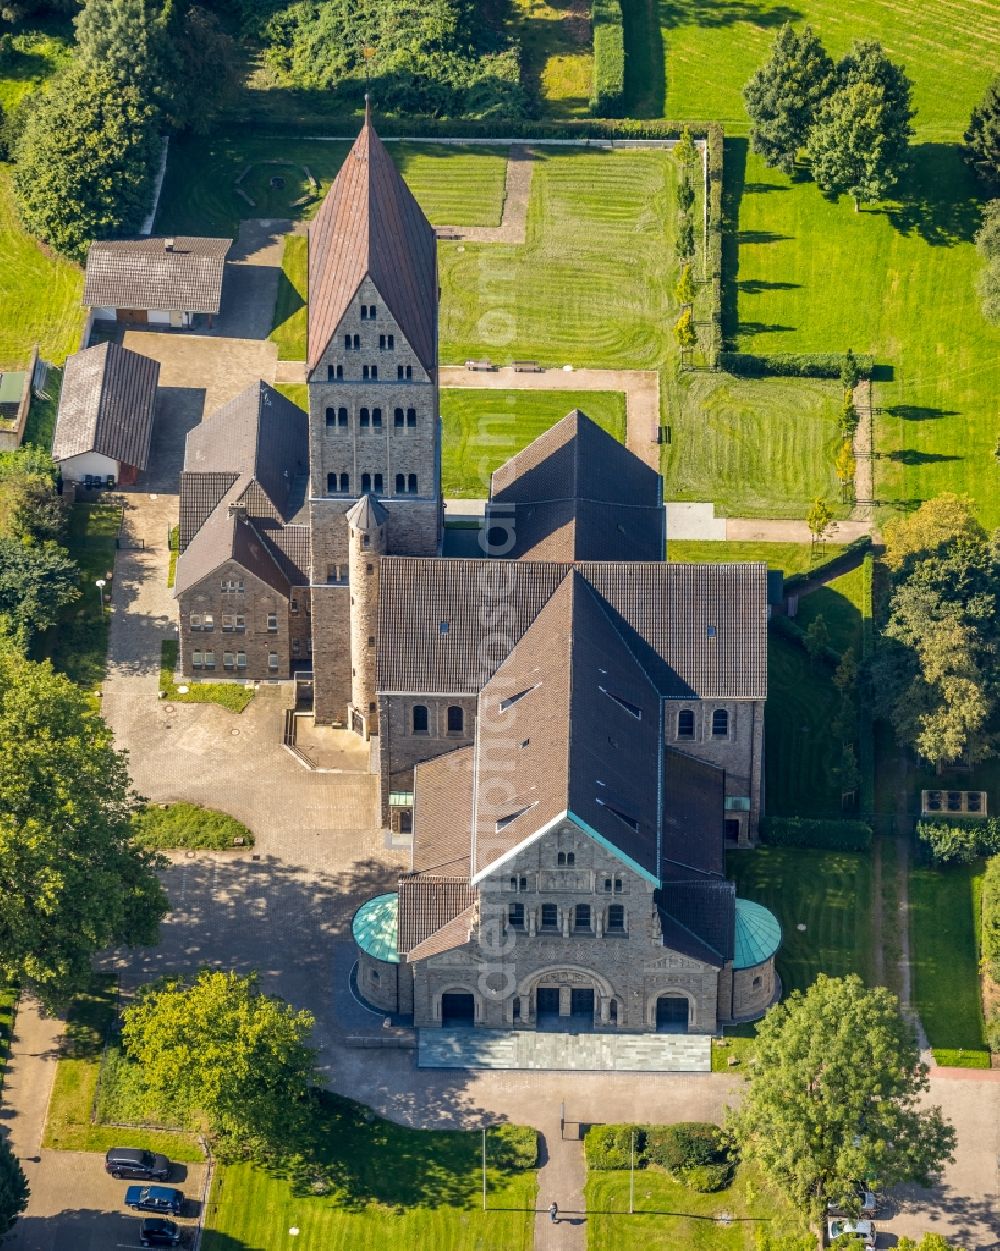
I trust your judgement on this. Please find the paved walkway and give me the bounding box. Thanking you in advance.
[666,500,876,544]
[437,145,535,244]
[851,377,874,521]
[213,218,288,340]
[0,997,61,1163]
[440,364,661,470]
[535,1117,587,1250]
[418,1029,710,1072]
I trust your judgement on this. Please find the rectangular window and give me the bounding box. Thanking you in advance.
[725,796,752,812]
[508,902,525,930]
[574,904,591,932]
[189,613,202,629]
[290,599,299,614]
[607,904,625,933]
[268,652,279,670]
[236,652,247,669]
[235,614,245,631]
[222,614,235,631]
[203,613,214,630]
[326,565,348,585]
[540,903,558,931]
[203,650,216,669]
[266,613,278,631]
[223,652,235,668]
[192,650,203,667]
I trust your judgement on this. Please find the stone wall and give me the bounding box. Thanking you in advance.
[377,693,479,820]
[357,951,400,1014]
[409,818,721,1033]
[730,957,778,1021]
[177,559,298,680]
[311,583,351,724]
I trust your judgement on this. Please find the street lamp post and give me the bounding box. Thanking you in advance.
[629,1129,635,1215]
[95,578,106,613]
[482,1124,487,1212]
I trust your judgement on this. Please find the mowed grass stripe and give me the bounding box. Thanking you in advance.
[441,388,626,496]
[440,149,679,370]
[657,0,998,139]
[729,846,875,994]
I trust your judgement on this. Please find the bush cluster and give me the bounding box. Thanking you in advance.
[132,802,254,850]
[590,0,625,116]
[915,818,1000,866]
[585,1122,733,1189]
[761,817,873,851]
[489,1123,538,1170]
[718,351,875,379]
[585,1123,643,1170]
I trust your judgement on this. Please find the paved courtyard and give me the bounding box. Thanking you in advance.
[418,1028,711,1072]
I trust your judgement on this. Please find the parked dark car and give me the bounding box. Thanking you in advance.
[124,1186,183,1215]
[105,1147,171,1180]
[139,1217,183,1247]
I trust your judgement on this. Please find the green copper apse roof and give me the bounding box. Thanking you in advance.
[733,898,781,969]
[352,892,400,964]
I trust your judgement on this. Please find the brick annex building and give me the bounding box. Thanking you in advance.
[175,108,780,1034]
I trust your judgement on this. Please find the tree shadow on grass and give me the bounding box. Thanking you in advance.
[883,404,959,422]
[736,229,793,245]
[742,182,789,194]
[721,137,748,345]
[883,144,983,247]
[659,0,803,30]
[886,450,962,465]
[738,278,800,293]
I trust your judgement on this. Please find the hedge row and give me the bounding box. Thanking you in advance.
[216,113,726,141]
[985,855,1000,984]
[782,535,873,593]
[916,818,1000,866]
[761,816,873,851]
[858,555,875,815]
[718,352,876,379]
[705,126,724,368]
[590,0,625,116]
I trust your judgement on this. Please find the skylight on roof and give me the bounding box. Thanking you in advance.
[599,686,642,720]
[500,685,537,713]
[439,621,449,635]
[707,625,717,639]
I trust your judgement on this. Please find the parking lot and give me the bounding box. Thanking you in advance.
[7,1151,206,1251]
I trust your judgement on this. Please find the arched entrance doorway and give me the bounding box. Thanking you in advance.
[441,992,475,1027]
[655,995,690,1033]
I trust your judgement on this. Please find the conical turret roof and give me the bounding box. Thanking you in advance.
[346,491,388,531]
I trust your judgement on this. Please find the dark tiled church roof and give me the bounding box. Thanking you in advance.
[307,106,437,373]
[487,410,664,562]
[377,557,767,700]
[52,342,159,469]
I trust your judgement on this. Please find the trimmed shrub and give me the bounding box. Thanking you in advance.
[584,1124,644,1170]
[983,855,1000,983]
[718,351,875,380]
[678,1161,734,1191]
[490,1123,538,1171]
[645,1122,721,1170]
[590,0,625,116]
[761,817,872,851]
[132,802,254,850]
[916,818,1000,866]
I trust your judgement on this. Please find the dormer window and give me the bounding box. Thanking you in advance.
[600,687,642,720]
[500,685,536,712]
[496,805,531,832]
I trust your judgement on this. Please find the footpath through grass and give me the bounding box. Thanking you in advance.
[586,1161,804,1250]
[159,640,256,713]
[730,142,1000,526]
[202,1094,536,1251]
[729,846,874,995]
[909,859,990,1067]
[441,388,626,496]
[656,0,997,140]
[43,975,202,1159]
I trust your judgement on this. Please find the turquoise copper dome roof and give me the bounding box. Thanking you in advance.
[352,892,399,964]
[733,898,781,969]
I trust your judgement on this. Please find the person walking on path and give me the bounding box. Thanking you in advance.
[549,1201,559,1224]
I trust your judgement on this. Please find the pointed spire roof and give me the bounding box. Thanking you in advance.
[346,491,388,532]
[307,110,437,374]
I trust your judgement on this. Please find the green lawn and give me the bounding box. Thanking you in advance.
[32,502,121,694]
[0,167,85,369]
[440,148,689,370]
[586,1162,806,1249]
[155,136,508,237]
[663,371,846,518]
[132,801,254,850]
[729,846,875,995]
[43,975,203,1159]
[441,388,627,496]
[21,363,61,448]
[270,233,307,361]
[909,860,990,1065]
[765,631,850,818]
[730,141,1000,526]
[667,541,844,579]
[515,0,593,117]
[654,0,997,141]
[202,1096,536,1251]
[795,562,866,657]
[0,29,71,112]
[159,639,256,713]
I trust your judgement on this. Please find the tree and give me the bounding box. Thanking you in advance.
[836,40,914,139]
[840,347,861,391]
[676,213,695,259]
[673,306,697,352]
[965,74,1000,190]
[743,23,834,174]
[806,79,910,209]
[898,1237,968,1251]
[974,201,1000,324]
[806,496,833,546]
[122,969,317,1156]
[0,540,79,638]
[676,171,695,213]
[0,447,66,543]
[673,125,698,170]
[165,6,241,134]
[804,613,829,664]
[12,64,159,261]
[728,975,956,1225]
[835,440,855,500]
[674,263,696,307]
[74,0,169,97]
[882,494,985,571]
[0,638,167,1007]
[975,199,1000,261]
[0,1138,28,1238]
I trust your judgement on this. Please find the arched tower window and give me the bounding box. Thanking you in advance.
[412,705,429,734]
[447,706,464,733]
[408,474,417,493]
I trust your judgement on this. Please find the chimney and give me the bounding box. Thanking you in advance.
[228,504,247,521]
[164,238,175,252]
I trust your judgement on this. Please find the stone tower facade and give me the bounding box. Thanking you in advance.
[306,100,442,724]
[346,493,387,738]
